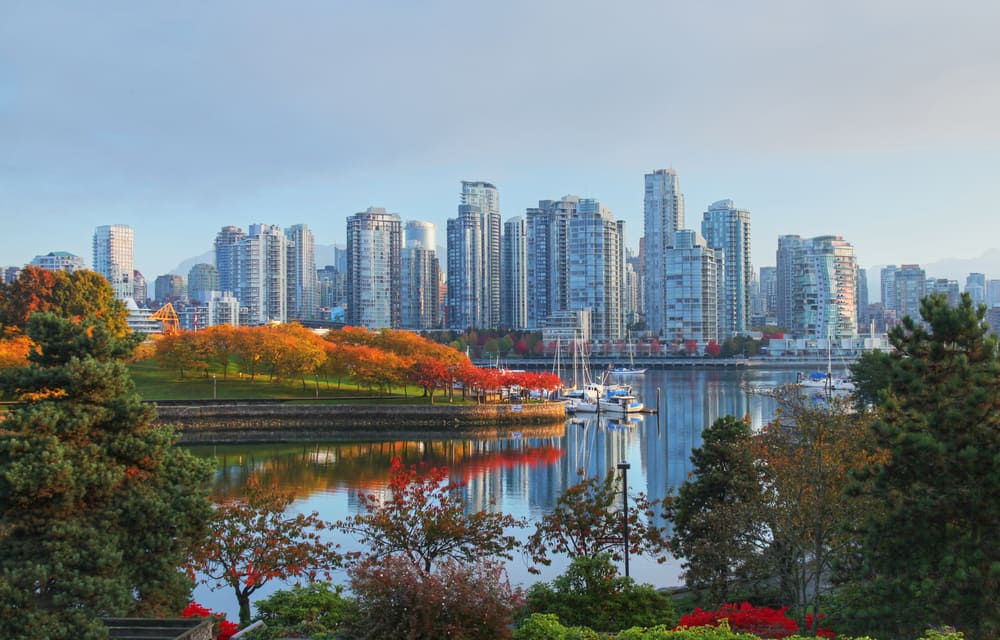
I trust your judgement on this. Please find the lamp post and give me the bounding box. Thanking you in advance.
[617,460,631,578]
[212,374,217,400]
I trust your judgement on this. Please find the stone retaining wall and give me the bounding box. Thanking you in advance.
[155,402,567,444]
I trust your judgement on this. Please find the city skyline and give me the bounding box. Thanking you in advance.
[3,2,1000,280]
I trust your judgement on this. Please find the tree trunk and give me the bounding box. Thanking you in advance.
[237,590,252,627]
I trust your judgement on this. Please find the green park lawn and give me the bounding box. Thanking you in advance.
[127,359,460,404]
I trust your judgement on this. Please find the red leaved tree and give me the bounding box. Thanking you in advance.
[336,456,524,573]
[188,478,343,625]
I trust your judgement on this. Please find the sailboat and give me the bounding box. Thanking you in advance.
[797,337,855,393]
[610,333,647,376]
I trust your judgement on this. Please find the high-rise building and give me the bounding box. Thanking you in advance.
[446,205,486,329]
[133,270,147,306]
[501,217,529,330]
[988,279,1000,307]
[894,264,926,323]
[568,199,624,340]
[526,196,577,330]
[346,207,402,329]
[154,274,186,304]
[966,272,986,305]
[857,268,869,327]
[239,224,290,325]
[757,266,777,326]
[664,230,722,347]
[187,263,220,304]
[3,267,21,284]
[775,235,858,339]
[460,181,501,328]
[285,224,318,321]
[701,199,752,337]
[402,221,441,330]
[30,251,86,273]
[92,224,134,300]
[927,278,960,307]
[643,169,685,336]
[880,265,898,310]
[214,226,246,296]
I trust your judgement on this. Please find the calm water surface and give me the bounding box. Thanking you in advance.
[188,367,798,619]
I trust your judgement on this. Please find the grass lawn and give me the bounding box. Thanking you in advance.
[127,359,466,404]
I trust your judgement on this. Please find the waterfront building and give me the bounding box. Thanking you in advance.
[965,272,986,305]
[285,224,318,321]
[460,181,501,329]
[154,274,186,305]
[209,293,241,327]
[568,199,625,340]
[664,230,722,348]
[92,224,134,301]
[317,265,346,315]
[187,263,220,305]
[346,207,402,329]
[623,249,641,329]
[526,196,576,330]
[447,205,487,329]
[643,168,685,336]
[894,264,926,323]
[402,221,441,330]
[501,216,529,329]
[701,199,751,337]
[30,251,86,273]
[758,266,777,326]
[214,225,246,296]
[3,266,20,284]
[775,234,858,340]
[239,224,290,325]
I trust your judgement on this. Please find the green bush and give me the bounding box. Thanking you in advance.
[249,582,352,639]
[523,554,675,632]
[512,613,602,640]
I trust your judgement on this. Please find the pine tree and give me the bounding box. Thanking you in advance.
[0,313,212,639]
[669,415,768,605]
[841,293,1000,639]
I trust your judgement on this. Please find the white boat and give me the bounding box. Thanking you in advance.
[572,383,644,414]
[796,338,856,393]
[610,333,647,375]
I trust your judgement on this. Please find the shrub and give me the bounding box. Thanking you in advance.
[523,554,675,632]
[677,603,834,639]
[249,582,352,639]
[347,555,523,640]
[181,602,240,640]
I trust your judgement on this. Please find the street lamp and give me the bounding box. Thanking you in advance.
[212,374,217,401]
[617,461,631,578]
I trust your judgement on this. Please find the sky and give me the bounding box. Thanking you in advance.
[2,1,1000,282]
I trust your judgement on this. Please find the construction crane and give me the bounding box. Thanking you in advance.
[149,302,180,335]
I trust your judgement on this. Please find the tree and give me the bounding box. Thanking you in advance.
[525,470,669,573]
[189,478,343,626]
[0,313,213,638]
[155,330,211,379]
[523,554,676,633]
[669,415,767,606]
[838,293,1000,639]
[755,392,883,633]
[336,456,524,573]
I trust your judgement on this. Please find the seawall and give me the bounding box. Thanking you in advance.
[154,401,567,444]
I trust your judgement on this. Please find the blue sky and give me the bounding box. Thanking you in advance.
[2,1,999,280]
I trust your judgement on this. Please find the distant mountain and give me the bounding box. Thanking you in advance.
[171,250,214,276]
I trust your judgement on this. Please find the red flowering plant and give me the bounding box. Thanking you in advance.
[677,602,834,638]
[181,602,240,640]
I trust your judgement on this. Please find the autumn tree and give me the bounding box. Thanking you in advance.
[155,330,211,379]
[755,392,883,633]
[201,324,237,378]
[189,478,343,626]
[0,313,212,638]
[336,456,524,573]
[669,415,768,606]
[837,293,1000,639]
[525,469,669,573]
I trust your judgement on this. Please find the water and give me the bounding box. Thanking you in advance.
[187,367,798,620]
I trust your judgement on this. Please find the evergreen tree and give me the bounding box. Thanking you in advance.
[840,293,1000,639]
[669,415,767,605]
[0,313,212,639]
